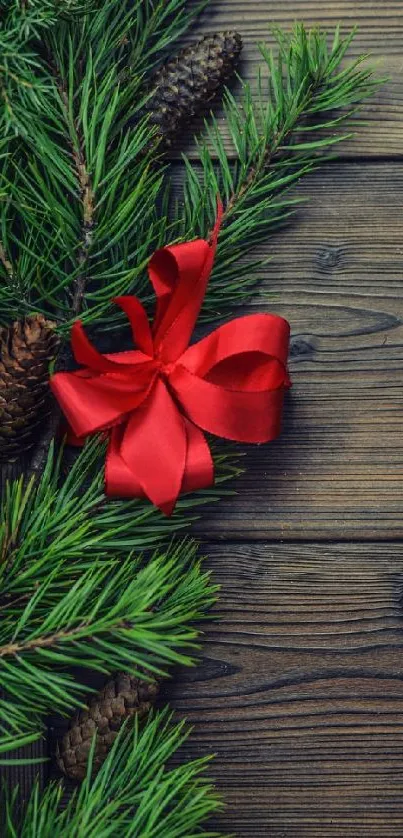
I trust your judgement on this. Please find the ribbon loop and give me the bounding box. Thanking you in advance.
[150,238,213,362]
[51,203,290,514]
[114,296,154,357]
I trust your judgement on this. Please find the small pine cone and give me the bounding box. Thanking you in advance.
[56,673,160,781]
[0,315,60,463]
[144,31,243,147]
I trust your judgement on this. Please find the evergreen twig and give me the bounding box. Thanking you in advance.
[0,22,382,331]
[2,710,224,837]
[0,438,238,755]
[176,25,384,318]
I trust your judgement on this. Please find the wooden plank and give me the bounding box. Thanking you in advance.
[163,541,403,836]
[188,160,403,540]
[177,0,403,158]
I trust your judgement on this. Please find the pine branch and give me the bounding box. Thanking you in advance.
[1,1,209,484]
[0,536,217,748]
[0,0,205,134]
[0,700,46,760]
[174,24,383,320]
[0,17,382,822]
[0,0,93,134]
[0,21,383,334]
[0,439,239,754]
[0,0,209,333]
[2,710,224,837]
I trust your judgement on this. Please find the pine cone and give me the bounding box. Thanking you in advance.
[0,315,60,463]
[56,673,160,780]
[144,31,243,147]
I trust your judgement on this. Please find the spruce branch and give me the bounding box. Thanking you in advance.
[2,710,224,837]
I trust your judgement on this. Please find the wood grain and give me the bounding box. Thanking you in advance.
[191,161,403,540]
[177,0,403,158]
[163,541,403,836]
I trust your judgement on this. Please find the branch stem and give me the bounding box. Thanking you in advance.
[71,146,94,316]
[0,627,85,657]
[220,88,316,226]
[0,240,13,280]
[0,619,131,657]
[25,60,95,484]
[24,341,72,486]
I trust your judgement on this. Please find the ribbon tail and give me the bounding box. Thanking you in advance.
[106,425,144,498]
[181,419,214,493]
[106,377,187,515]
[107,416,214,501]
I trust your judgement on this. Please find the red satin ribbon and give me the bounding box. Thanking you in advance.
[51,203,291,514]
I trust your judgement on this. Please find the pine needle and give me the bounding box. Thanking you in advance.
[2,710,224,837]
[175,24,384,319]
[0,22,382,331]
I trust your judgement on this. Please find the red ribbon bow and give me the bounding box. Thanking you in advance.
[51,204,291,514]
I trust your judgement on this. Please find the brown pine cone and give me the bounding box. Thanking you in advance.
[0,315,60,463]
[143,31,243,147]
[56,673,160,780]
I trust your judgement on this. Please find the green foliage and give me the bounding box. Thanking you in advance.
[0,19,381,333]
[0,0,93,134]
[177,24,382,319]
[2,710,224,837]
[0,437,239,757]
[0,0,203,133]
[0,0,205,332]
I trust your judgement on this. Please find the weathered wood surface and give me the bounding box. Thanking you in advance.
[180,0,403,158]
[193,161,403,540]
[165,543,403,836]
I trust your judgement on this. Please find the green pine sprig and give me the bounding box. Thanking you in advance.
[175,24,383,319]
[2,710,224,838]
[0,0,89,135]
[0,0,206,135]
[0,0,207,333]
[0,436,241,756]
[0,22,382,334]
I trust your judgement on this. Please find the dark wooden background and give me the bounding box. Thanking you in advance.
[4,1,403,835]
[166,2,403,835]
